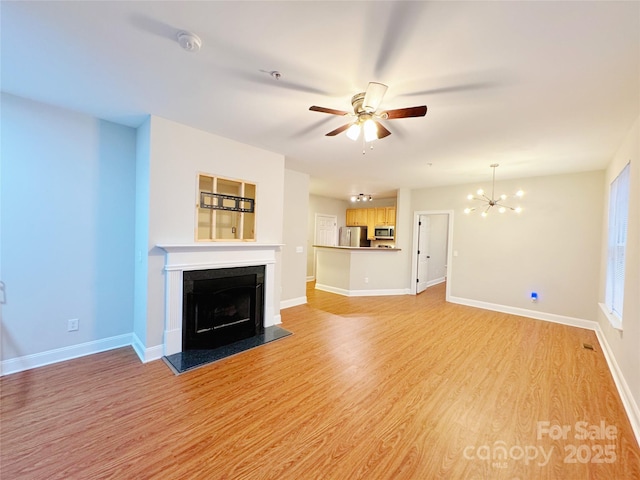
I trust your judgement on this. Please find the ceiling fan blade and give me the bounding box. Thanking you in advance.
[402,82,499,97]
[363,82,388,112]
[325,123,353,136]
[382,105,427,119]
[373,1,425,77]
[374,121,392,139]
[309,106,350,116]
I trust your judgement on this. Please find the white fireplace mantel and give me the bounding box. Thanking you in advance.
[157,243,282,356]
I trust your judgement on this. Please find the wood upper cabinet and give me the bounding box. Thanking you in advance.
[347,206,395,236]
[346,208,357,226]
[367,209,377,239]
[375,207,396,226]
[385,207,396,226]
[346,208,368,226]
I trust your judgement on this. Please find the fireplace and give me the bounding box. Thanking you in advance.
[157,243,280,357]
[182,266,265,350]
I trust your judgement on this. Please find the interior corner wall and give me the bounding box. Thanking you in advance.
[596,116,640,419]
[140,116,286,353]
[281,169,310,306]
[0,93,136,368]
[412,170,604,321]
[133,117,151,349]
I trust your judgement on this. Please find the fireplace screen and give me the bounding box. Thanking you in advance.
[193,288,251,333]
[183,266,264,350]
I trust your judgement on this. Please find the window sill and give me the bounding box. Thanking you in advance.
[599,303,623,331]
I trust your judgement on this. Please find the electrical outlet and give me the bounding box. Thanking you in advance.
[67,318,79,332]
[364,277,369,284]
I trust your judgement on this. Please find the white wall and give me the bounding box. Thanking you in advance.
[1,94,136,368]
[135,116,286,356]
[281,169,310,307]
[597,117,640,424]
[412,170,604,321]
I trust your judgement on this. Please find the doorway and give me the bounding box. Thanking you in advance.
[411,211,453,298]
[313,214,337,279]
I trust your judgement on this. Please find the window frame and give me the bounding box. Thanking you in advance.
[600,162,630,330]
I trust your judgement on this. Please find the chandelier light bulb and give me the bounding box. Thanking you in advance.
[350,196,357,202]
[464,164,525,218]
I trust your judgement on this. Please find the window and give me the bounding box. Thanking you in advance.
[602,162,630,329]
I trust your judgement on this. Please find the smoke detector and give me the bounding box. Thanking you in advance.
[177,31,202,52]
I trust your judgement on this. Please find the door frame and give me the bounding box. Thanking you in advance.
[410,210,454,299]
[313,213,337,280]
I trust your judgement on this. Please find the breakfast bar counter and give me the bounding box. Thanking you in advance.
[313,245,405,297]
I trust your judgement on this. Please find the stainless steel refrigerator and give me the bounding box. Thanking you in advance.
[339,226,369,247]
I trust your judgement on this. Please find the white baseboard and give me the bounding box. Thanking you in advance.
[131,333,164,363]
[280,296,307,309]
[426,277,446,288]
[448,295,640,448]
[1,333,133,376]
[448,296,598,330]
[315,283,410,297]
[593,325,640,447]
[306,276,315,282]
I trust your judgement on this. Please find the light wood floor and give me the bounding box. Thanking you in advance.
[2,282,639,479]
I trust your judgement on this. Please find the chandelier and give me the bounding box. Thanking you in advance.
[351,193,373,202]
[464,164,523,217]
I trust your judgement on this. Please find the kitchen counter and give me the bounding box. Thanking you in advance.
[313,245,406,297]
[312,245,401,251]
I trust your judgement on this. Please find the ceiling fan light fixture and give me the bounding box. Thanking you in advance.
[363,119,378,142]
[346,124,361,141]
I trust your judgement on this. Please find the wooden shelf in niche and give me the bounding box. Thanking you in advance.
[196,174,256,242]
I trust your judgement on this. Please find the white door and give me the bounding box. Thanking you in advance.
[315,214,337,246]
[416,215,430,293]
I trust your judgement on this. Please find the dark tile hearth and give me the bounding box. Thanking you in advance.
[162,326,292,375]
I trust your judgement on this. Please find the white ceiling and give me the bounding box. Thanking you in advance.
[2,1,638,199]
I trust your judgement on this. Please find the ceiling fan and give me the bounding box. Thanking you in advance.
[309,82,427,142]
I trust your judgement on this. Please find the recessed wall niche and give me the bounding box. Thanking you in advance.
[196,173,256,241]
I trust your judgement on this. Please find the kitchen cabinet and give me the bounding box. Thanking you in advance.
[347,206,395,233]
[375,207,396,226]
[346,208,368,226]
[367,208,377,239]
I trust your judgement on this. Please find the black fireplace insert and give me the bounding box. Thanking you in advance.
[182,265,265,350]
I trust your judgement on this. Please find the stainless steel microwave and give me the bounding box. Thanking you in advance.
[374,226,395,239]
